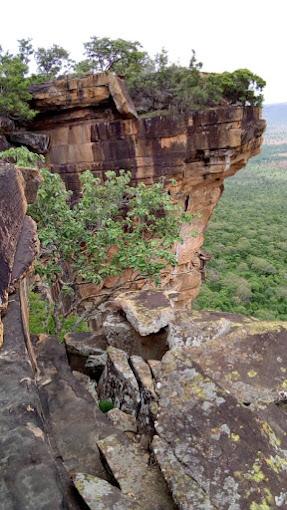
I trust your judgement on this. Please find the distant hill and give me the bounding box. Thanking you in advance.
[262,103,287,144]
[263,103,287,127]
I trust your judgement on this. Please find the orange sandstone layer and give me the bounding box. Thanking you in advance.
[30,74,266,309]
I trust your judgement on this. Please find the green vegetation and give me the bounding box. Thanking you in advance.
[98,399,114,413]
[0,146,44,167]
[0,37,265,121]
[28,290,89,340]
[194,137,287,320]
[29,168,190,288]
[0,46,36,120]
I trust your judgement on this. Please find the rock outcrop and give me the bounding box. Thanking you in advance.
[95,311,287,509]
[29,73,266,310]
[3,73,281,510]
[0,162,39,341]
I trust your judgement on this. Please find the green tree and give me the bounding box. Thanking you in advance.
[82,36,151,77]
[0,48,36,119]
[30,168,191,294]
[17,38,34,65]
[35,44,73,78]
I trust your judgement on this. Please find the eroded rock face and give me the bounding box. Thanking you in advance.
[0,162,40,344]
[72,473,142,510]
[152,312,287,509]
[29,74,266,310]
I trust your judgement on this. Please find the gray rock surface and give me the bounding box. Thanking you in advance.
[130,355,158,435]
[0,293,69,509]
[97,346,141,415]
[97,434,176,510]
[35,335,118,479]
[153,313,287,510]
[72,472,142,509]
[65,331,107,378]
[107,408,137,433]
[8,131,50,154]
[103,312,168,360]
[115,290,174,336]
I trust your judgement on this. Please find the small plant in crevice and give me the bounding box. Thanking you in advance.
[98,399,114,413]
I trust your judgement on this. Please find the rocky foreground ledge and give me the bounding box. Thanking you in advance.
[2,278,287,508]
[1,171,287,509]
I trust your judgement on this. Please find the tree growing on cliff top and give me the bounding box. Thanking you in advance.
[81,37,152,77]
[34,44,74,79]
[0,37,266,121]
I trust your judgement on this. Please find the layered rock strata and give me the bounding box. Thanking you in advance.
[30,73,266,309]
[0,162,40,342]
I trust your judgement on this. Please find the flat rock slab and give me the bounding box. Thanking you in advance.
[186,312,287,408]
[11,216,39,284]
[73,472,142,509]
[103,312,168,360]
[97,434,176,510]
[8,131,50,154]
[154,346,287,509]
[115,290,174,336]
[107,408,137,433]
[35,335,118,479]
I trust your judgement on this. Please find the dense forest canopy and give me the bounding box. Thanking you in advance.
[194,110,287,320]
[0,37,265,120]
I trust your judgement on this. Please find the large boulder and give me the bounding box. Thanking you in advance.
[152,312,287,509]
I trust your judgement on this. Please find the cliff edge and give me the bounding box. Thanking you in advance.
[30,73,266,311]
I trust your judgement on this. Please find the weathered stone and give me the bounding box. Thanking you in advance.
[72,472,142,509]
[97,346,140,416]
[130,355,158,434]
[35,335,117,479]
[8,131,50,154]
[28,75,265,310]
[103,311,168,359]
[153,330,287,509]
[186,311,287,413]
[167,309,254,349]
[18,166,43,203]
[115,290,174,336]
[0,163,26,306]
[147,359,162,381]
[65,331,107,377]
[153,435,214,510]
[85,352,108,380]
[0,163,39,312]
[72,371,99,403]
[11,216,39,284]
[0,134,11,151]
[0,293,73,509]
[30,73,137,118]
[97,434,176,509]
[107,408,137,433]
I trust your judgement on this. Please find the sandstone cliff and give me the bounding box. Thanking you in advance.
[30,73,266,310]
[5,74,287,510]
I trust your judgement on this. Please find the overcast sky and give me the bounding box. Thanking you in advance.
[2,0,286,104]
